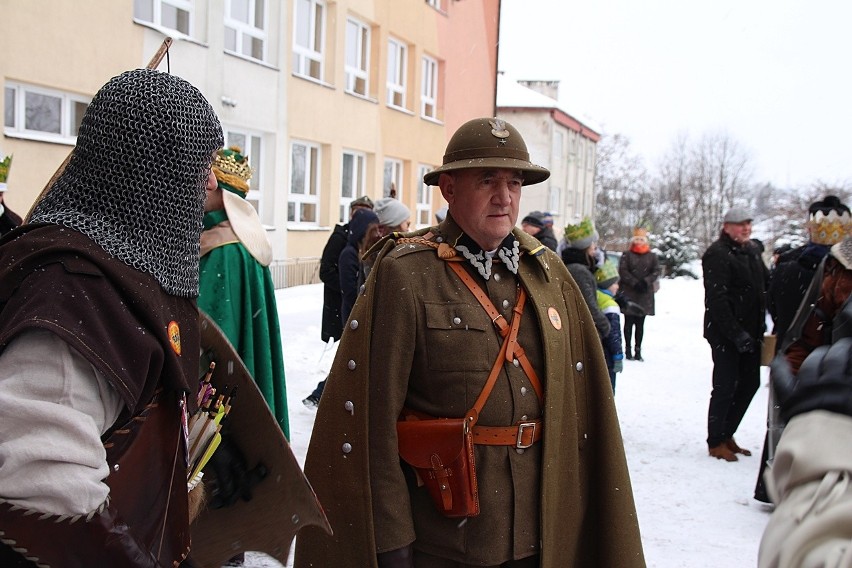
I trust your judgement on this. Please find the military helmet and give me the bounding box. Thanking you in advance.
[423,117,550,187]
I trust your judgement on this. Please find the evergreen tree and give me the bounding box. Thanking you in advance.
[654,229,699,279]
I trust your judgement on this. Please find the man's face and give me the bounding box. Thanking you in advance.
[439,168,523,250]
[203,169,221,213]
[723,220,752,244]
[521,222,541,236]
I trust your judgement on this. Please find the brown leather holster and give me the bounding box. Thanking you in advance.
[0,389,190,567]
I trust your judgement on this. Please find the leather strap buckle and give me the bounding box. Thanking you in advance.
[516,421,537,449]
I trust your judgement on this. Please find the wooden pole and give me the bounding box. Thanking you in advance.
[24,37,174,222]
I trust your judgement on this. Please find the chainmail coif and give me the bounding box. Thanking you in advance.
[30,68,224,297]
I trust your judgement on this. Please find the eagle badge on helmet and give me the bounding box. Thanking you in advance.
[489,119,511,139]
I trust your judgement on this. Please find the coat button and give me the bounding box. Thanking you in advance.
[348,360,357,370]
[513,358,520,367]
[515,448,525,454]
[350,319,359,330]
[453,317,461,325]
[359,284,366,294]
[521,415,528,420]
[575,362,583,372]
[342,443,352,454]
[502,299,510,309]
[344,401,355,415]
[520,386,528,395]
[494,273,501,281]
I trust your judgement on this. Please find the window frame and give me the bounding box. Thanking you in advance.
[344,17,371,97]
[383,157,403,200]
[289,140,321,225]
[133,0,194,36]
[4,82,90,145]
[421,55,439,120]
[224,0,268,62]
[340,150,367,223]
[386,38,408,110]
[223,127,266,220]
[416,164,434,228]
[293,0,326,81]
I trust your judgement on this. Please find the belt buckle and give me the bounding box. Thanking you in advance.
[515,421,536,449]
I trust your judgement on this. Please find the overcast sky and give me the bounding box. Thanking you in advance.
[498,0,852,189]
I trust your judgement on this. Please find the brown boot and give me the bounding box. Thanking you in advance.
[709,443,738,461]
[726,438,752,456]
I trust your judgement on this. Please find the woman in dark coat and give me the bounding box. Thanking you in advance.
[560,217,610,339]
[618,227,661,361]
[338,208,380,323]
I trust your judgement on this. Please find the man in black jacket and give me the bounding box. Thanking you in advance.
[702,207,769,462]
[304,194,373,407]
[753,195,851,501]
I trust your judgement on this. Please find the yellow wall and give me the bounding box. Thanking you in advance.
[0,1,144,216]
[284,0,498,259]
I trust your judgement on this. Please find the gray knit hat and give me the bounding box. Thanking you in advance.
[374,197,410,227]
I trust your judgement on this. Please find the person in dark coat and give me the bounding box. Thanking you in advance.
[560,217,610,339]
[520,210,557,251]
[753,196,851,502]
[618,227,660,361]
[702,207,769,462]
[319,195,374,342]
[338,207,380,323]
[303,195,373,408]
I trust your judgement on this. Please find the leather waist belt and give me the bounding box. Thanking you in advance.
[472,420,542,449]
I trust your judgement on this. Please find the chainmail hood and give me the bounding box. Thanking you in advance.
[30,69,223,297]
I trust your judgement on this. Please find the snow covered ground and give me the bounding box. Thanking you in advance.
[244,273,772,567]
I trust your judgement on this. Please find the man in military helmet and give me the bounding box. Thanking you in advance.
[0,69,223,566]
[294,118,645,568]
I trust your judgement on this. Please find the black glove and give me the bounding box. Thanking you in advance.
[634,280,648,293]
[773,337,852,423]
[377,545,414,568]
[207,428,268,509]
[733,331,757,353]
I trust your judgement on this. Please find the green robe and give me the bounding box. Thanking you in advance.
[199,210,289,438]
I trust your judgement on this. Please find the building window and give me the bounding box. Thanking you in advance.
[289,140,320,224]
[225,0,267,61]
[548,187,561,220]
[386,38,407,109]
[345,18,371,97]
[340,150,366,223]
[383,158,403,199]
[421,55,439,119]
[293,0,325,81]
[133,0,193,35]
[4,82,89,144]
[416,164,433,227]
[224,129,265,219]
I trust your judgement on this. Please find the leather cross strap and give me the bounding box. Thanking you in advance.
[446,261,544,402]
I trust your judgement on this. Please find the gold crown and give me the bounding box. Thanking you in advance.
[213,146,252,194]
[809,216,852,245]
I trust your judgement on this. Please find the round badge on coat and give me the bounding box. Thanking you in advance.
[168,320,182,355]
[547,307,562,330]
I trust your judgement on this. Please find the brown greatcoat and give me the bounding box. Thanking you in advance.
[294,215,645,567]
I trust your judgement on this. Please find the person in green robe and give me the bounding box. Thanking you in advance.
[199,146,289,439]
